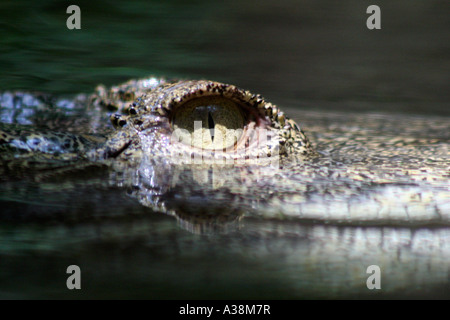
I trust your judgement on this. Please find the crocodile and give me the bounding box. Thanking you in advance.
[0,77,449,299]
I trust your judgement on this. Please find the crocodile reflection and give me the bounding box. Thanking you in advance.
[109,154,287,234]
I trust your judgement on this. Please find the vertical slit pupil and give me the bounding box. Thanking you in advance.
[208,111,215,142]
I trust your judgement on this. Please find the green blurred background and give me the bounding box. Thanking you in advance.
[0,0,448,114]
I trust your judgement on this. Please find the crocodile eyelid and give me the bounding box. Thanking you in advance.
[109,79,314,160]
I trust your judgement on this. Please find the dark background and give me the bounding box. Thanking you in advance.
[0,0,448,115]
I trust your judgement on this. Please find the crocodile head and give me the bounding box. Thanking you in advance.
[1,77,448,231]
[78,78,449,233]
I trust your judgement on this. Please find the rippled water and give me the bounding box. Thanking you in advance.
[0,0,449,299]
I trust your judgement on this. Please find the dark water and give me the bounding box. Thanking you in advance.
[1,0,448,114]
[0,0,449,299]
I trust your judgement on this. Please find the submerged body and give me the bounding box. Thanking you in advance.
[0,77,449,298]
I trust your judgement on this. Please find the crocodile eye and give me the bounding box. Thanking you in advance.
[171,96,246,150]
